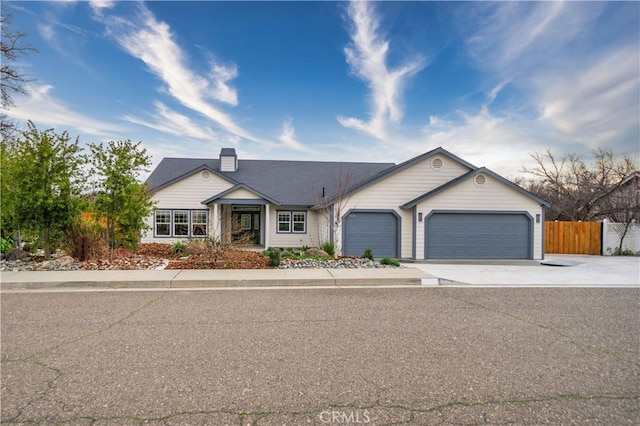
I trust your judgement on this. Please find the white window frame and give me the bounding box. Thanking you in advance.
[173,210,190,237]
[277,210,306,234]
[155,210,171,237]
[277,212,291,233]
[153,209,208,238]
[292,211,306,233]
[191,210,208,236]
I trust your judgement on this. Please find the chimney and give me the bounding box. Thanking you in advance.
[219,148,238,172]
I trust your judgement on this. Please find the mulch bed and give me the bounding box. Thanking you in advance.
[135,243,271,270]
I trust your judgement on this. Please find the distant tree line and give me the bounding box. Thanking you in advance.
[518,147,638,223]
[517,147,639,252]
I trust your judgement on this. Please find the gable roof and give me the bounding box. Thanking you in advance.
[317,147,477,207]
[201,183,280,205]
[146,157,394,206]
[146,159,236,192]
[400,167,551,209]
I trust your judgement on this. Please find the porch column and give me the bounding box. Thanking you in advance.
[264,204,270,248]
[211,204,219,241]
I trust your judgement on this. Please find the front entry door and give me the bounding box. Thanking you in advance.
[232,212,260,244]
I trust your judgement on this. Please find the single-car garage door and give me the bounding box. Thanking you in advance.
[426,212,531,259]
[344,211,399,258]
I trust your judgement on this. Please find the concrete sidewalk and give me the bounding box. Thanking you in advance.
[0,267,435,290]
[2,255,637,290]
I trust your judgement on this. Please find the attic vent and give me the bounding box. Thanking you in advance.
[201,170,211,180]
[474,174,487,186]
[431,157,443,170]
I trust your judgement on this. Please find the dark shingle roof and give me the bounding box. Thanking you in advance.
[146,157,394,206]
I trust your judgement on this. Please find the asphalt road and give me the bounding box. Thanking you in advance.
[2,287,639,425]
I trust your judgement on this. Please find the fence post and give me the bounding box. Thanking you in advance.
[601,219,609,256]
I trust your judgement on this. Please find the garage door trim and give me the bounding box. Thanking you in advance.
[424,210,533,260]
[342,209,401,258]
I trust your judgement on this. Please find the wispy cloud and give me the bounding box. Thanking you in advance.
[94,3,267,145]
[337,1,425,140]
[464,2,602,77]
[209,62,238,106]
[123,101,218,141]
[89,0,116,12]
[7,83,127,138]
[447,1,639,158]
[278,118,316,153]
[534,45,639,151]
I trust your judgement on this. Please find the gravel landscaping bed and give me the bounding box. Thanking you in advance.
[0,243,400,271]
[278,258,398,269]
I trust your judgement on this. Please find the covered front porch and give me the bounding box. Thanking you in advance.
[208,203,269,248]
[203,182,322,250]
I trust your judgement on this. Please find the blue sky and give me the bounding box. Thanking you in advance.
[5,1,639,179]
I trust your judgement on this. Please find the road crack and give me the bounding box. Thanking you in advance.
[1,292,166,424]
[3,394,633,425]
[444,294,640,367]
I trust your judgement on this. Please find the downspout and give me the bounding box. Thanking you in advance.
[412,206,417,260]
[541,206,546,260]
[329,206,334,245]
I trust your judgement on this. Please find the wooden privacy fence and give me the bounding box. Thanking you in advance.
[545,221,601,255]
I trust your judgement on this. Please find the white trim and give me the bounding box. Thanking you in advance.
[264,204,270,248]
[153,208,209,238]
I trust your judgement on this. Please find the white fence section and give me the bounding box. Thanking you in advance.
[602,220,640,255]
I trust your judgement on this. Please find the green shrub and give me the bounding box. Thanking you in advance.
[320,241,335,257]
[0,237,13,254]
[380,257,400,267]
[362,248,374,260]
[609,247,640,256]
[263,247,282,267]
[171,241,186,254]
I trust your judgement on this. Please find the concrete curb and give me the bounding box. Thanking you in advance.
[0,268,435,290]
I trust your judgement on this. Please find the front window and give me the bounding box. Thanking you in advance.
[278,212,291,232]
[153,209,208,237]
[155,210,171,236]
[277,210,306,234]
[191,211,207,236]
[293,212,306,233]
[174,211,189,236]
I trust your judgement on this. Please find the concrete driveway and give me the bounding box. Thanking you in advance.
[406,255,639,286]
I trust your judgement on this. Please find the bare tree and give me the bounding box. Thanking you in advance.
[314,167,354,256]
[521,147,638,222]
[1,12,37,139]
[600,172,640,254]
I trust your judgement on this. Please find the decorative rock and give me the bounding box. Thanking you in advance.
[278,257,401,269]
[305,248,330,258]
[185,240,207,255]
[6,248,32,261]
[56,255,76,267]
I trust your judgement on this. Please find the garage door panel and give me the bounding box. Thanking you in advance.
[426,213,530,259]
[344,212,398,258]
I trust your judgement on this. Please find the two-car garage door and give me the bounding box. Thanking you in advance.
[425,212,532,259]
